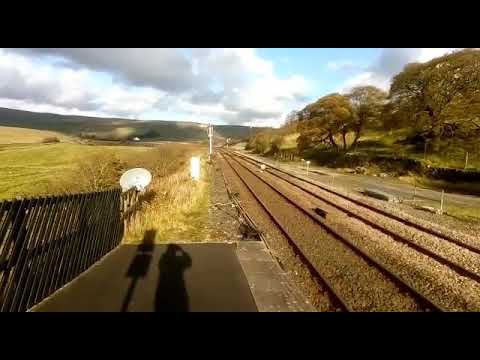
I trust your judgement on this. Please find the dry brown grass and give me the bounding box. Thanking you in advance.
[123,155,210,243]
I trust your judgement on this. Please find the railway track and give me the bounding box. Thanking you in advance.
[230,151,480,281]
[232,151,480,254]
[219,150,480,311]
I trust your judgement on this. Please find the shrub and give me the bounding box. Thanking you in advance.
[41,136,60,143]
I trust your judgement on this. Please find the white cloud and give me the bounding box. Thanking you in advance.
[0,49,98,111]
[338,72,391,93]
[4,48,459,127]
[417,48,457,63]
[1,48,310,127]
[338,48,460,93]
[0,98,108,118]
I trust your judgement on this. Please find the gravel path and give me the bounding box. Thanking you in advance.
[224,153,422,311]
[232,153,480,311]
[205,161,244,242]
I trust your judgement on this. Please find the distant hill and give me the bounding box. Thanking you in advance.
[0,107,270,142]
[0,126,75,144]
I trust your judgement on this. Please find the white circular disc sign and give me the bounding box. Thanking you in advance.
[120,168,152,192]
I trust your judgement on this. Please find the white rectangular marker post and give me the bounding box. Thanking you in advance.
[191,157,200,181]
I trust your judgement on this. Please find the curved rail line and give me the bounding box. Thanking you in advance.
[220,151,442,312]
[226,151,480,285]
[219,152,349,311]
[231,151,480,256]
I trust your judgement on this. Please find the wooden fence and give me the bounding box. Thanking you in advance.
[0,188,141,312]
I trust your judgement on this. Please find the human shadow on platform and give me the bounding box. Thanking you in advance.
[155,244,192,312]
[120,229,156,312]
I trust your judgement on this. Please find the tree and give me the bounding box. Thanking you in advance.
[388,49,480,150]
[284,110,300,127]
[346,86,388,148]
[297,94,356,151]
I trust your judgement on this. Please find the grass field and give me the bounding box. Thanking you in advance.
[0,116,214,243]
[355,129,480,170]
[0,126,74,144]
[123,156,211,243]
[0,139,210,243]
[0,142,202,199]
[249,127,480,170]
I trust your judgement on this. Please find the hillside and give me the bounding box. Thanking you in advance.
[0,126,75,144]
[0,107,269,142]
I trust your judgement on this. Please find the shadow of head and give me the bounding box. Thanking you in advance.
[155,244,192,312]
[125,229,156,278]
[159,244,192,274]
[138,229,156,253]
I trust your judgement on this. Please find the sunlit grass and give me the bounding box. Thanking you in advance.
[123,155,211,243]
[0,126,74,144]
[0,142,203,199]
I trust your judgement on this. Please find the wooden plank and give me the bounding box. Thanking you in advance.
[7,197,48,312]
[0,200,14,249]
[0,199,31,304]
[0,198,40,312]
[62,193,89,286]
[29,196,66,306]
[98,190,115,259]
[42,194,77,299]
[79,192,103,273]
[84,191,106,270]
[92,190,111,262]
[86,191,105,265]
[1,187,137,311]
[69,192,95,280]
[109,190,123,252]
[53,194,83,291]
[0,199,27,265]
[17,197,55,311]
[111,189,123,249]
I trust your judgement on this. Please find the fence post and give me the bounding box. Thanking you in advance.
[440,190,445,214]
[413,179,417,203]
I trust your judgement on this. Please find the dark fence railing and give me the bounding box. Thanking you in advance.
[0,187,142,312]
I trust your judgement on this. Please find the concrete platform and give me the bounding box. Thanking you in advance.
[31,242,258,312]
[236,241,316,312]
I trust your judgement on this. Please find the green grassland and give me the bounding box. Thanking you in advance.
[0,142,201,200]
[0,126,75,144]
[0,136,212,243]
[249,127,480,171]
[354,129,480,170]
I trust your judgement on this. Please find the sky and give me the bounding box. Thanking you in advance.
[0,48,458,128]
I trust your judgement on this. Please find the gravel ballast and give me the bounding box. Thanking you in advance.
[232,153,480,311]
[219,156,333,311]
[224,153,422,311]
